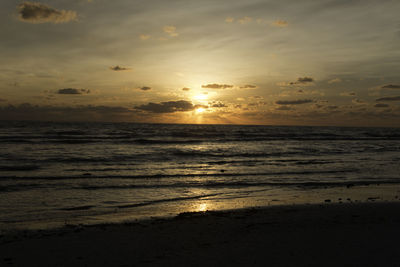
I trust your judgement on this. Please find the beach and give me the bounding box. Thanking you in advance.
[1,123,400,266]
[2,202,400,266]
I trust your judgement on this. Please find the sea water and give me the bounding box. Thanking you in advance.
[0,121,399,230]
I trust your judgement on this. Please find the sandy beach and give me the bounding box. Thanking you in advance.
[2,202,400,266]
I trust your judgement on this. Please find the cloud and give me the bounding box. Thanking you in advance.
[340,92,356,96]
[296,77,314,83]
[352,98,365,104]
[138,86,151,91]
[283,77,315,86]
[0,104,140,122]
[109,65,132,71]
[240,84,257,89]
[202,84,233,89]
[225,17,234,23]
[326,105,339,110]
[275,105,293,111]
[376,96,400,102]
[314,104,324,109]
[182,87,190,91]
[210,102,227,108]
[382,84,400,89]
[163,26,178,37]
[0,98,7,102]
[275,99,313,105]
[194,104,208,109]
[139,34,151,40]
[17,2,77,24]
[272,20,289,27]
[238,17,252,25]
[57,88,90,95]
[328,78,342,84]
[375,103,389,108]
[135,100,195,113]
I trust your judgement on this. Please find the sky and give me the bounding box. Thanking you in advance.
[1,0,400,126]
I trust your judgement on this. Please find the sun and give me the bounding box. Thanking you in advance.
[198,203,208,212]
[196,107,205,113]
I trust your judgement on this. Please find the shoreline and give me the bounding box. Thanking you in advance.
[2,183,399,233]
[2,201,400,266]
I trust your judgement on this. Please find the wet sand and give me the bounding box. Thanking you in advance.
[2,202,400,266]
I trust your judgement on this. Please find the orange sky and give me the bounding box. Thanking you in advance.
[0,0,399,126]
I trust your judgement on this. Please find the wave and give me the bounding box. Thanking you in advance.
[131,139,204,144]
[2,126,400,145]
[2,136,400,145]
[2,178,400,193]
[0,165,40,171]
[0,169,359,180]
[73,179,400,190]
[60,205,95,211]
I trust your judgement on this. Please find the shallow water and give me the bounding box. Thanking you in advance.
[0,121,399,230]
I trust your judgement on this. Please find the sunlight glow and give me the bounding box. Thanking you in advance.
[193,94,208,101]
[196,107,205,114]
[198,203,208,212]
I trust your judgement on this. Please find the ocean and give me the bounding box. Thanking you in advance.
[1,121,400,230]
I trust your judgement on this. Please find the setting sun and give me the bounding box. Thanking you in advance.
[195,107,205,113]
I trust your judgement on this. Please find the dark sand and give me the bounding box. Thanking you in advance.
[2,202,400,266]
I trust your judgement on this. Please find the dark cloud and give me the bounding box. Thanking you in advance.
[0,98,6,102]
[17,2,77,24]
[139,86,151,91]
[109,66,132,71]
[275,99,313,105]
[135,100,195,113]
[288,77,314,85]
[285,77,315,86]
[240,84,257,89]
[0,104,138,122]
[375,103,389,108]
[57,88,90,95]
[194,104,208,109]
[376,96,400,102]
[182,87,190,91]
[382,84,400,89]
[297,77,314,83]
[210,102,227,108]
[202,84,233,89]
